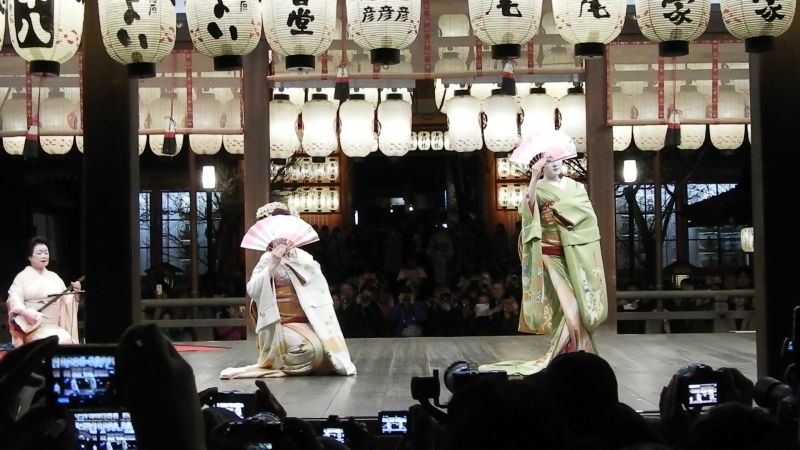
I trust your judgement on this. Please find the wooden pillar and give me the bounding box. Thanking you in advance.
[81,1,139,341]
[584,58,617,327]
[750,19,800,378]
[243,43,270,338]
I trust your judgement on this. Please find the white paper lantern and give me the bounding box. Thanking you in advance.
[339,93,377,157]
[632,86,667,151]
[676,84,707,150]
[710,85,747,150]
[189,92,223,155]
[635,0,711,56]
[435,51,468,73]
[99,0,176,77]
[431,130,444,150]
[40,89,77,155]
[301,93,337,158]
[268,93,301,160]
[612,86,634,151]
[7,0,84,76]
[186,0,262,70]
[552,0,626,58]
[264,0,336,71]
[1,91,27,155]
[438,13,470,37]
[468,0,542,60]
[0,0,6,47]
[378,93,412,156]
[221,98,244,153]
[482,89,520,153]
[740,226,754,253]
[521,86,555,140]
[442,90,483,153]
[148,90,186,156]
[721,0,796,52]
[557,84,586,153]
[347,0,421,66]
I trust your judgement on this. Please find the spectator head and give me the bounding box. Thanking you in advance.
[446,378,567,450]
[339,283,356,302]
[687,402,799,450]
[680,278,695,290]
[490,282,506,301]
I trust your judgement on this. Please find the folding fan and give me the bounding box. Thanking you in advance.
[240,215,320,251]
[509,129,578,167]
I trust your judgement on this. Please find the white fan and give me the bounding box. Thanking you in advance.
[240,215,319,251]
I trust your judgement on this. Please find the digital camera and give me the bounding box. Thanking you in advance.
[213,411,284,450]
[676,363,727,408]
[378,410,409,435]
[319,415,347,444]
[208,390,257,419]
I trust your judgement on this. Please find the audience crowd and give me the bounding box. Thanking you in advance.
[1,325,795,450]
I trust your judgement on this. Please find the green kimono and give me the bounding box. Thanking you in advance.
[480,177,608,376]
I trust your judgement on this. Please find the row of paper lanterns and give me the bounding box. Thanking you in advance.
[0,0,793,79]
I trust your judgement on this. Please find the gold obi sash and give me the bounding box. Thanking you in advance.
[539,202,562,247]
[275,284,308,324]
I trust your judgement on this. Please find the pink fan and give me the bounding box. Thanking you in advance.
[509,129,578,167]
[240,215,319,251]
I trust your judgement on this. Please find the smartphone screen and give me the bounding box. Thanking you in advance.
[322,427,346,443]
[72,410,136,450]
[49,345,118,409]
[687,382,719,406]
[379,410,409,435]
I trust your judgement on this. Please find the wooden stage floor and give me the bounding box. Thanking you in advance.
[182,329,757,419]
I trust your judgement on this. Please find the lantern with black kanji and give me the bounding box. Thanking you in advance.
[7,0,85,76]
[721,0,796,52]
[264,0,336,72]
[635,0,711,56]
[552,0,626,58]
[98,0,176,77]
[186,0,263,71]
[347,0,421,66]
[467,0,542,60]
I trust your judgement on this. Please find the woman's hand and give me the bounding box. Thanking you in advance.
[18,308,43,326]
[271,243,288,259]
[70,280,81,293]
[529,153,549,179]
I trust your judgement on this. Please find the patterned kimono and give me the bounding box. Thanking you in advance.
[7,266,80,347]
[220,248,356,378]
[480,177,607,375]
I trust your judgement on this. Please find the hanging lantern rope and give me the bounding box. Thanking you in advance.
[501,59,517,96]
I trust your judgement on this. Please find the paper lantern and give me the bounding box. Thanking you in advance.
[435,51,467,73]
[635,0,711,56]
[632,86,667,151]
[222,96,244,155]
[264,0,336,71]
[442,90,483,152]
[378,93,412,156]
[721,0,796,52]
[148,90,186,156]
[98,0,176,77]
[623,159,638,182]
[438,13,470,37]
[740,226,754,252]
[268,93,301,160]
[676,84,708,150]
[710,85,747,150]
[1,91,27,155]
[339,93,377,157]
[482,89,520,153]
[552,0,626,58]
[347,0,421,65]
[612,86,634,151]
[468,0,542,59]
[0,0,6,47]
[40,89,77,155]
[557,84,586,153]
[301,93,337,158]
[7,0,85,76]
[186,0,262,70]
[520,86,555,140]
[189,92,223,155]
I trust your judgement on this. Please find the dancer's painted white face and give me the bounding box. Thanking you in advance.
[542,158,563,181]
[29,244,50,271]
